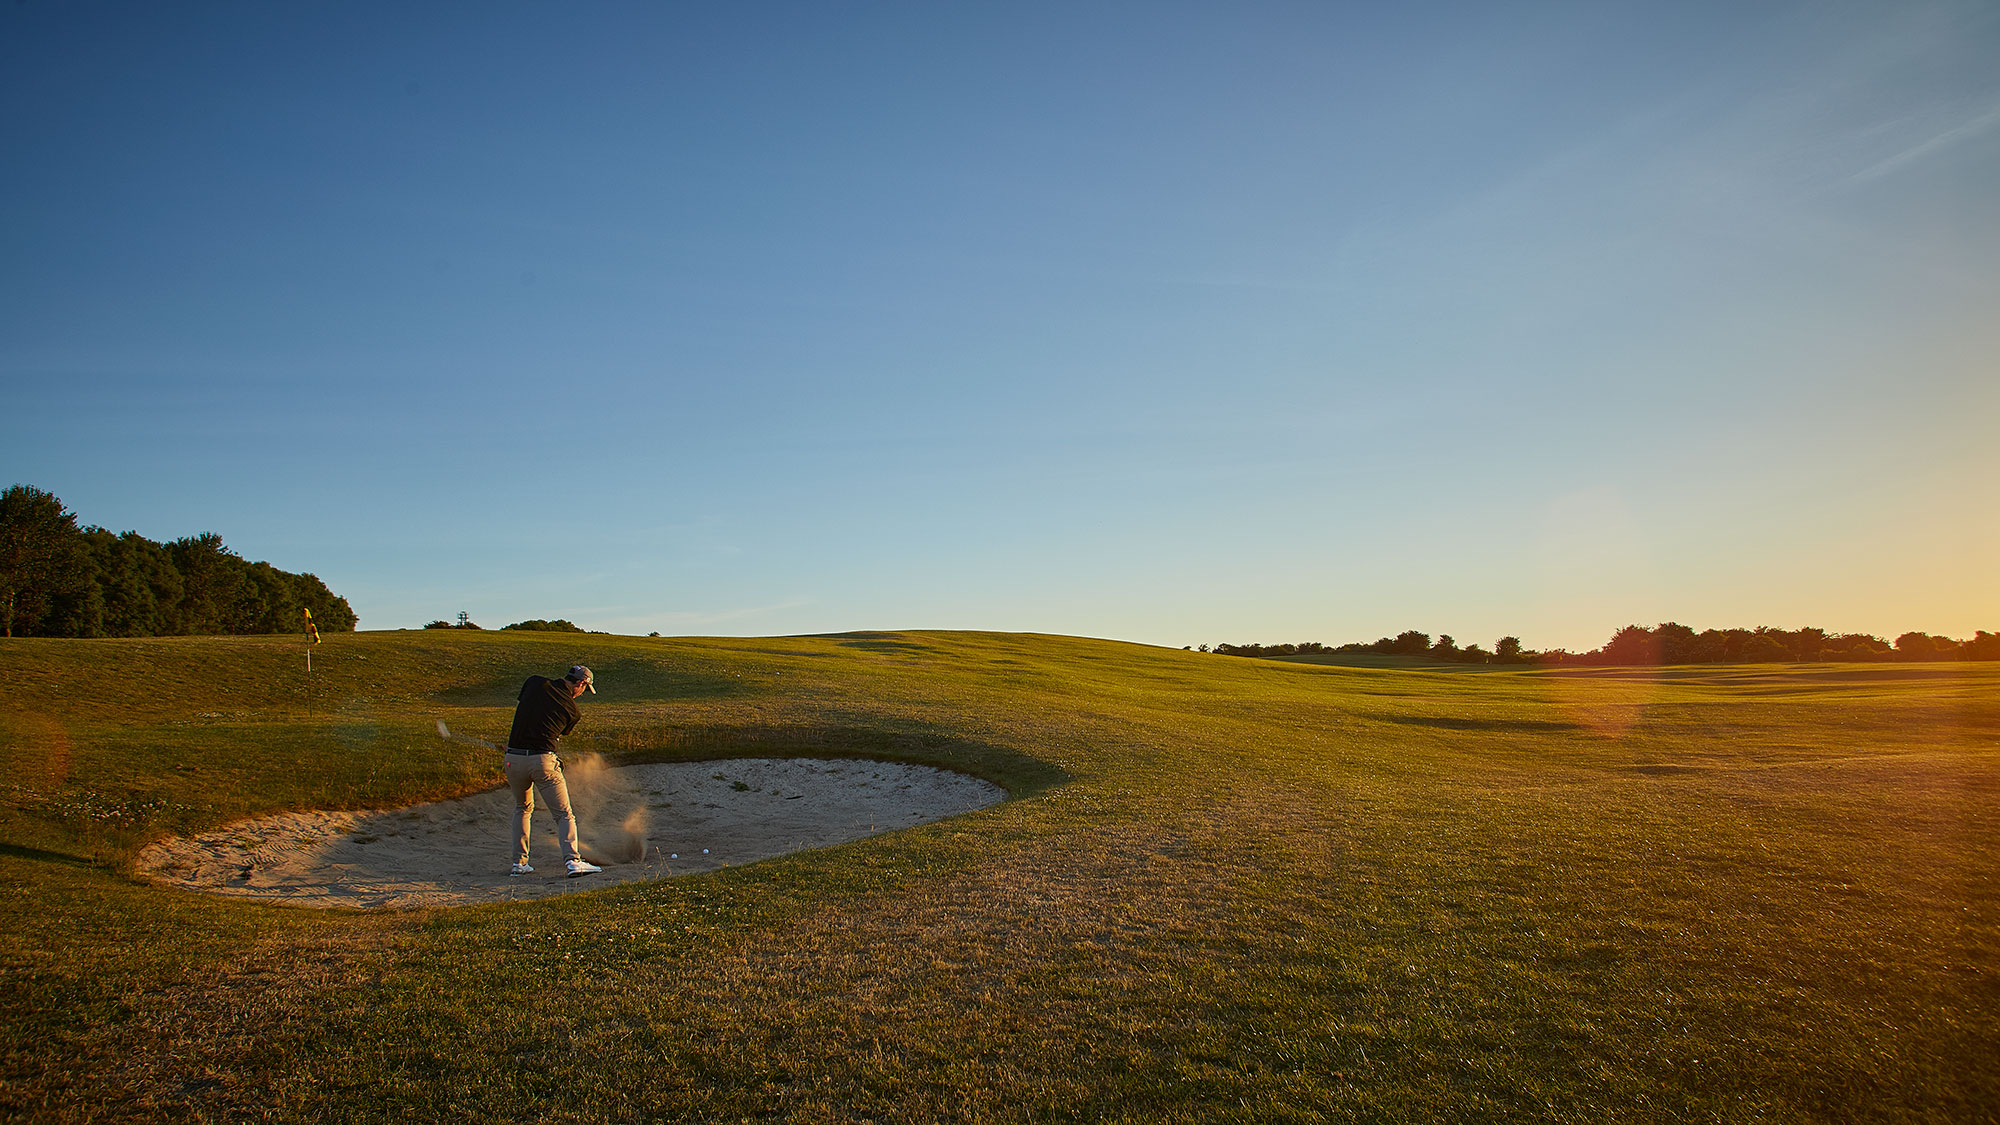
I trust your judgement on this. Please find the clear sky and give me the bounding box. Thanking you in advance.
[3,1,1996,652]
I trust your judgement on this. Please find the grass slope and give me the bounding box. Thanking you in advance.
[1,630,1995,1122]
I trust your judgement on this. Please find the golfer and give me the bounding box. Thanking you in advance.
[504,664,601,878]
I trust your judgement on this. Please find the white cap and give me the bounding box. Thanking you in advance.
[566,665,595,693]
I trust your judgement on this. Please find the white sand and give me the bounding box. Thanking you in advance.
[136,757,1005,910]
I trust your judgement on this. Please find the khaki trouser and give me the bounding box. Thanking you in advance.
[504,752,581,865]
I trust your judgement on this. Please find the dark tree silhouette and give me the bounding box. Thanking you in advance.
[1600,625,1660,665]
[0,485,89,637]
[0,485,355,637]
[1392,630,1430,656]
[503,619,585,632]
[1212,621,1996,666]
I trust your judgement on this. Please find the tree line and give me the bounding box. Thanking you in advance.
[0,485,357,638]
[422,616,586,632]
[1199,623,2000,665]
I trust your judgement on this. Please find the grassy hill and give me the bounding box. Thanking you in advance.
[2,629,1995,1122]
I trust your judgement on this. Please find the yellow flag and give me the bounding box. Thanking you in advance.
[304,607,320,644]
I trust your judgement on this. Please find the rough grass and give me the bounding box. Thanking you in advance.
[1,630,1995,1122]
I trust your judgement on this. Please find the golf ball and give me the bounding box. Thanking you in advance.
[670,853,678,859]
[702,849,709,854]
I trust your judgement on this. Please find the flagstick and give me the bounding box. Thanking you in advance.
[303,607,319,723]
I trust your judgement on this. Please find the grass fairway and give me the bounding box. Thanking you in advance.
[1,630,1995,1122]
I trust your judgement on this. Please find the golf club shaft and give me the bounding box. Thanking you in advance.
[436,720,500,752]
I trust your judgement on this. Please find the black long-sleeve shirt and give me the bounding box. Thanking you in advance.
[507,675,580,752]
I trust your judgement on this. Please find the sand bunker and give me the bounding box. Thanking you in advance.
[137,757,1005,910]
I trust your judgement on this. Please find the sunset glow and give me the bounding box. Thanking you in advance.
[3,3,1994,650]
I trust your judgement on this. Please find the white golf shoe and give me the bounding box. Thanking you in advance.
[509,862,534,876]
[566,858,602,878]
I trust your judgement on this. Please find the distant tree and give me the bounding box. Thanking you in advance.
[1200,622,1992,668]
[33,533,104,638]
[1794,626,1828,662]
[294,572,356,632]
[1850,635,1894,660]
[230,560,297,634]
[1741,634,1789,662]
[1690,629,1730,663]
[503,619,584,632]
[1654,622,1699,664]
[0,485,91,637]
[37,573,104,638]
[1216,642,1299,657]
[1599,625,1659,665]
[84,529,181,636]
[424,620,453,629]
[0,486,353,637]
[1895,632,1959,661]
[167,533,244,635]
[1820,633,1892,661]
[1751,626,1803,662]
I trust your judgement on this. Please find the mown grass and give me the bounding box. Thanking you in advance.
[1,630,1994,1122]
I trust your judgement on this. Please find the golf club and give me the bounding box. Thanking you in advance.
[435,719,499,752]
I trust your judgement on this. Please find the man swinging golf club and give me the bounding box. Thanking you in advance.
[504,664,601,878]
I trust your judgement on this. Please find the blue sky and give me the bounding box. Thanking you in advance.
[4,1,1996,651]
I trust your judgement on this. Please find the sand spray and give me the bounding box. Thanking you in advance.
[561,752,649,864]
